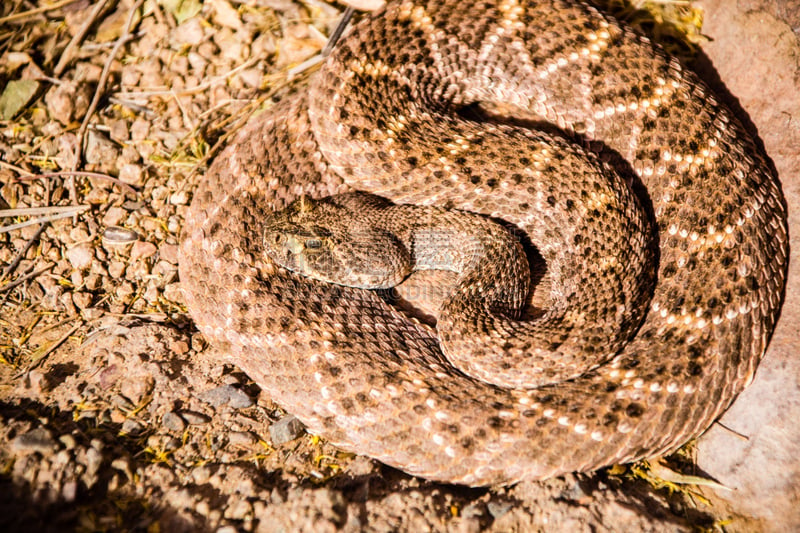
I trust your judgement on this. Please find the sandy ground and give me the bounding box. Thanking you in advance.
[0,1,797,531]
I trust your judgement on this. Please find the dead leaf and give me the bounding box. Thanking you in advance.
[159,0,202,25]
[0,80,40,120]
[96,3,143,42]
[210,0,242,30]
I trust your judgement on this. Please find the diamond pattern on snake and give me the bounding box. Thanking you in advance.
[179,0,789,485]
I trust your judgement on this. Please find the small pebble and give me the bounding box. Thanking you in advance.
[84,273,102,291]
[190,333,206,352]
[102,206,128,227]
[108,260,126,278]
[73,291,93,309]
[487,501,512,520]
[58,434,77,450]
[84,130,119,166]
[130,117,150,141]
[52,449,71,469]
[224,498,252,521]
[119,163,145,187]
[108,118,129,142]
[196,500,211,517]
[180,411,211,425]
[121,419,144,435]
[11,427,59,456]
[212,0,243,30]
[347,455,377,477]
[169,190,190,205]
[56,133,79,168]
[159,243,179,264]
[169,339,190,355]
[269,415,305,445]
[130,241,158,261]
[192,465,212,484]
[66,243,94,270]
[200,384,254,409]
[228,431,257,447]
[62,480,78,502]
[171,18,205,47]
[163,283,183,304]
[84,446,103,483]
[45,82,76,125]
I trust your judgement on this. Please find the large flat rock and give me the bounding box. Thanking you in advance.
[694,1,800,530]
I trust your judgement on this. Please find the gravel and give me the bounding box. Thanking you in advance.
[269,415,306,445]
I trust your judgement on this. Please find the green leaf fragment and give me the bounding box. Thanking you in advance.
[0,80,40,120]
[159,0,203,25]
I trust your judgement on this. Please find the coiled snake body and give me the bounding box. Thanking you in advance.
[179,0,788,485]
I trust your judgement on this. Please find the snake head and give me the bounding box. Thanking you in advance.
[263,197,335,277]
[262,194,412,289]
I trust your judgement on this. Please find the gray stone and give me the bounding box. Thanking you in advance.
[486,501,512,520]
[269,415,305,445]
[180,410,211,425]
[121,419,144,436]
[162,411,187,432]
[84,130,119,166]
[10,427,58,456]
[200,384,254,409]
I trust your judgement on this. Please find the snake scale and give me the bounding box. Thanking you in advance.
[179,0,789,485]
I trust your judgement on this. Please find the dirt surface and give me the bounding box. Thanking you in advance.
[692,1,800,530]
[0,1,795,531]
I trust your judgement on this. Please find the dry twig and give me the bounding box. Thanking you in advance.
[13,322,81,377]
[0,0,81,25]
[1,223,46,281]
[0,205,90,234]
[53,0,113,77]
[15,171,139,195]
[71,0,144,202]
[0,263,54,295]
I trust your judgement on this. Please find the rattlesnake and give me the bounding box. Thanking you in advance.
[179,0,788,485]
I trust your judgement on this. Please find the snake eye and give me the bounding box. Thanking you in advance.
[305,239,323,249]
[272,234,284,245]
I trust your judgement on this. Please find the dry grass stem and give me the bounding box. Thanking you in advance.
[0,0,82,25]
[0,205,90,234]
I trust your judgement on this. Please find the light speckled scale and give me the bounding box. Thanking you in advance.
[179,0,788,485]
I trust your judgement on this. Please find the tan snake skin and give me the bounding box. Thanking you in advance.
[179,0,789,485]
[262,187,655,391]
